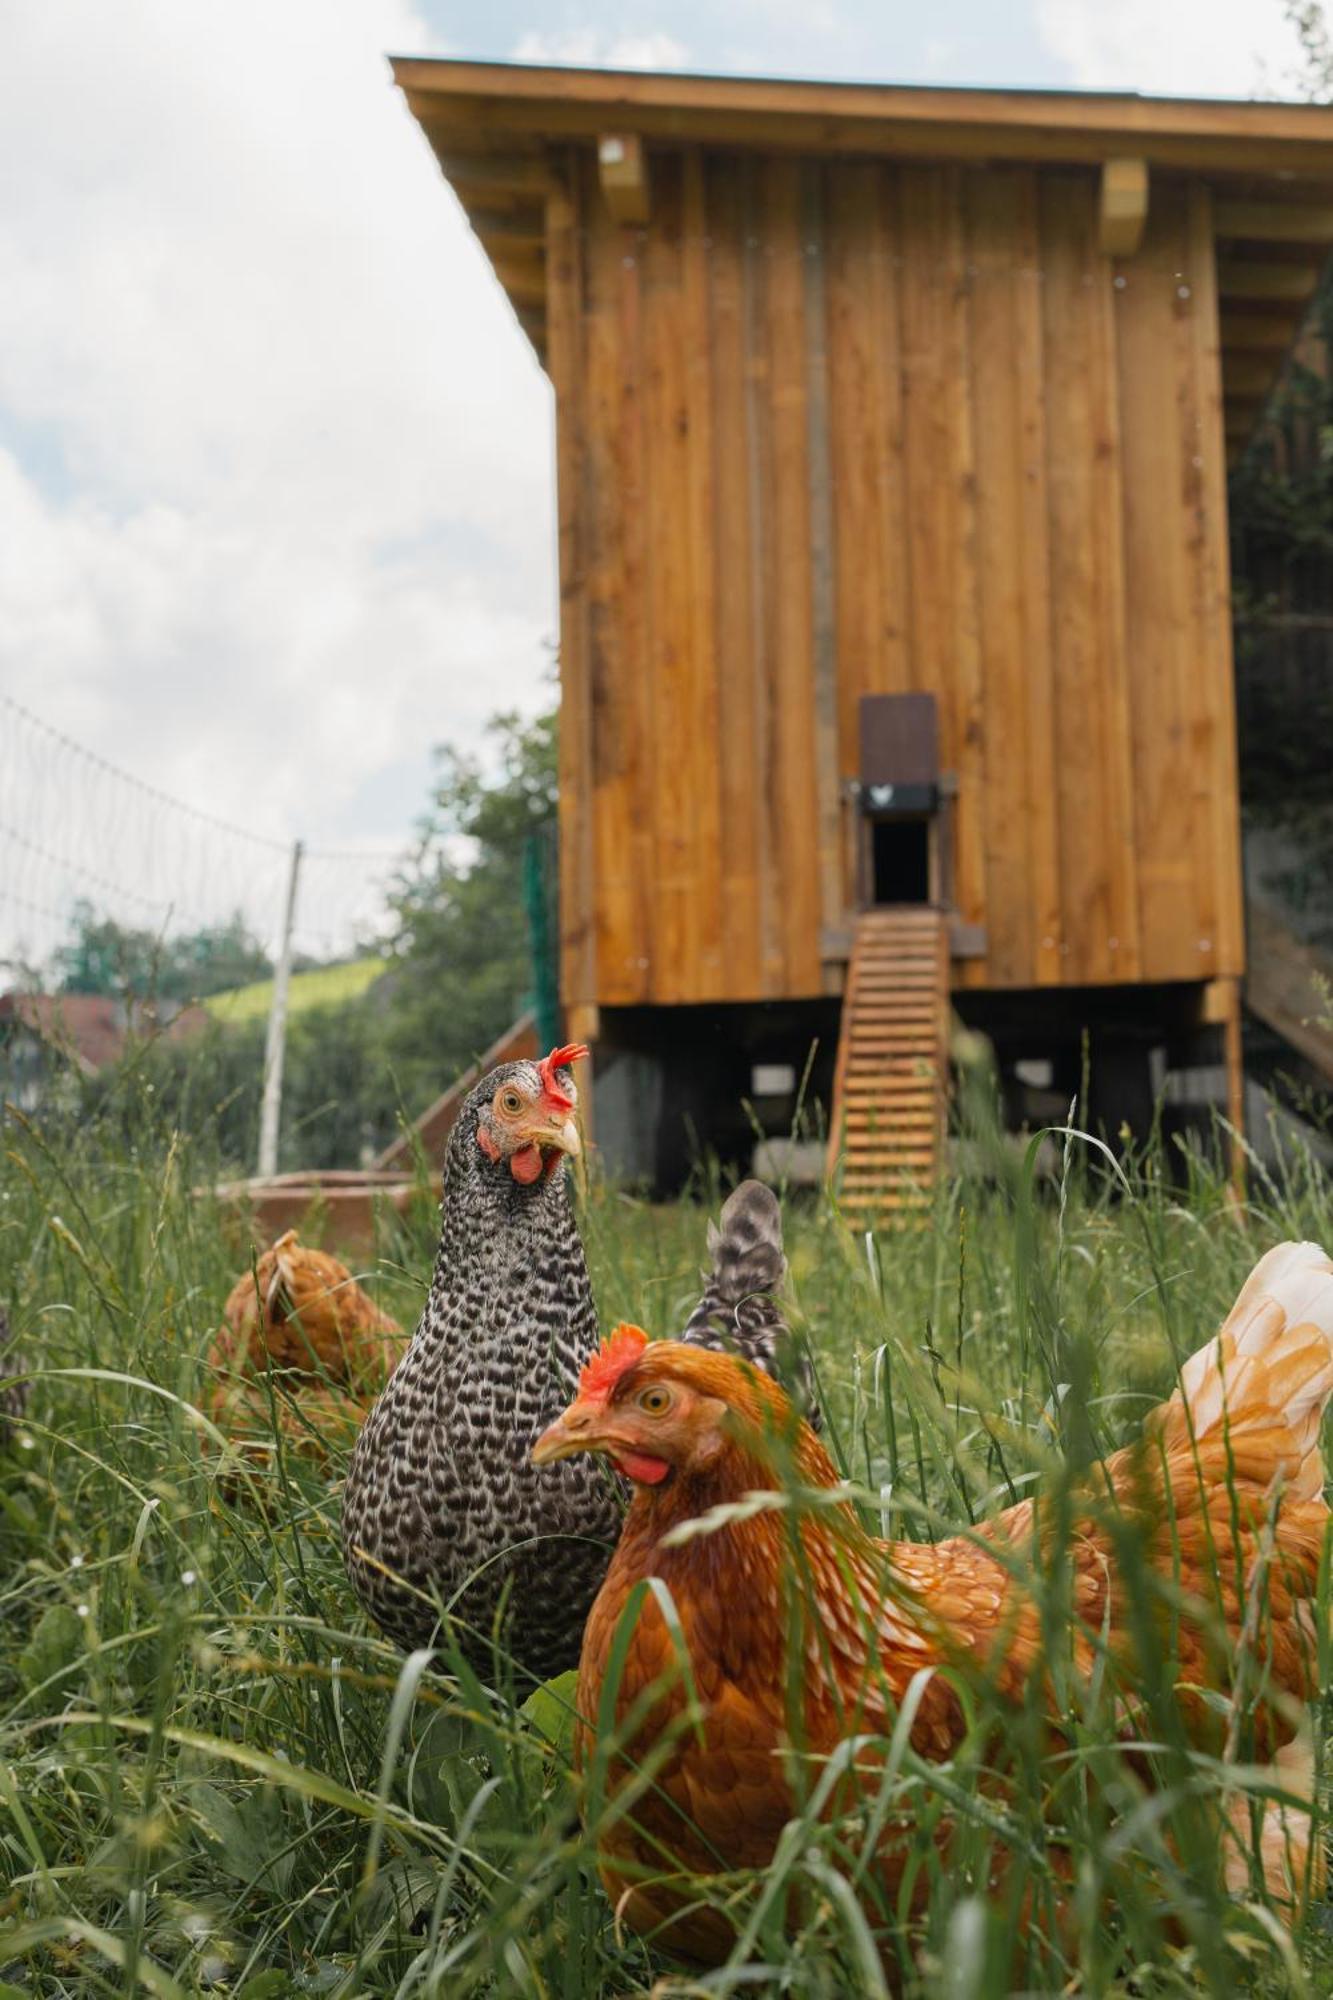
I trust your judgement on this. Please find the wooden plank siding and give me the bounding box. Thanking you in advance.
[580,151,640,1005]
[706,159,767,998]
[763,158,824,997]
[403,61,1333,449]
[1187,182,1247,975]
[545,162,596,1012]
[1041,174,1143,987]
[1116,180,1209,981]
[548,151,1243,1009]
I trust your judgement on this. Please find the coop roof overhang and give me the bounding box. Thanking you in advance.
[394,57,1333,447]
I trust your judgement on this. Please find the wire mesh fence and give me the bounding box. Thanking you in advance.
[0,691,409,984]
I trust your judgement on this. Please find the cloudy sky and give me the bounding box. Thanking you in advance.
[0,0,1312,960]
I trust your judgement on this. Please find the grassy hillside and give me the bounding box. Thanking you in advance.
[203,956,386,1025]
[1,1082,1331,1995]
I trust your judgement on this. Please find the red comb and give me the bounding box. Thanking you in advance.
[537,1042,588,1111]
[578,1322,649,1404]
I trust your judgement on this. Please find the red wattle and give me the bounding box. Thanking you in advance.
[613,1450,671,1485]
[510,1143,543,1185]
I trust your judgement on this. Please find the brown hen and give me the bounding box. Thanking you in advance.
[534,1241,1333,1964]
[207,1230,403,1470]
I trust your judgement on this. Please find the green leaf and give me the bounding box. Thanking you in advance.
[184,1780,294,1893]
[183,1780,257,1882]
[519,1669,579,1758]
[515,1668,580,1812]
[18,1602,84,1692]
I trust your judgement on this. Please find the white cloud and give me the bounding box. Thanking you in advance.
[921,38,960,78]
[512,27,690,69]
[1037,0,1303,97]
[0,0,556,963]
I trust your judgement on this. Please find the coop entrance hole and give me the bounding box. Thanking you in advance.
[871,818,930,905]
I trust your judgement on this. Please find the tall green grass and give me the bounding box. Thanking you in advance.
[1,1070,1331,1995]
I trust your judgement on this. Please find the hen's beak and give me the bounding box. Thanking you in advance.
[519,1110,581,1158]
[532,1399,599,1465]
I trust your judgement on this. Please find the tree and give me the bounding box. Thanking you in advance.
[53,904,272,1004]
[1283,2,1333,97]
[170,915,274,997]
[379,708,558,1115]
[57,707,559,1171]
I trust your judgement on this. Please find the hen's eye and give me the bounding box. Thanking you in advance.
[499,1088,524,1115]
[637,1385,672,1416]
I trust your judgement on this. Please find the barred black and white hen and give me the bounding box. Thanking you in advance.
[679,1180,819,1427]
[342,1045,620,1684]
[0,1305,27,1446]
[342,1076,815,1683]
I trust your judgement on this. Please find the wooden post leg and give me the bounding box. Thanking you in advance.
[566,1003,600,1157]
[1221,975,1246,1197]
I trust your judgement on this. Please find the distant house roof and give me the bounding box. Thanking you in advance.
[394,57,1333,449]
[0,992,209,1077]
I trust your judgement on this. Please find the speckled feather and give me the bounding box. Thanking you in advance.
[0,1305,27,1445]
[341,1058,621,1683]
[574,1240,1333,1962]
[342,1134,812,1678]
[677,1181,819,1427]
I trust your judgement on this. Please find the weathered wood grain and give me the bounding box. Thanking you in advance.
[545,159,595,1010]
[553,140,1245,1012]
[706,156,766,997]
[764,155,822,997]
[640,155,694,1001]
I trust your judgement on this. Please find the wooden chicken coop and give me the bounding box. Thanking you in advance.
[396,61,1333,1199]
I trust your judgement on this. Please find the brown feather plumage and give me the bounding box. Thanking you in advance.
[205,1230,403,1471]
[544,1240,1333,1963]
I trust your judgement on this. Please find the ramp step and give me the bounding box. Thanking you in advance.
[827,905,950,1219]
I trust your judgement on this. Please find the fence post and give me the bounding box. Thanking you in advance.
[257,839,303,1178]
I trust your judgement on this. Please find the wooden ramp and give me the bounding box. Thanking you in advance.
[1245,900,1333,1087]
[827,908,950,1220]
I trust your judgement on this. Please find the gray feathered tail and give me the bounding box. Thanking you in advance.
[681,1182,820,1428]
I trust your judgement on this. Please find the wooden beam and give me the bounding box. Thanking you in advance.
[514,305,547,352]
[571,1047,596,1158]
[1219,310,1300,349]
[395,60,1333,175]
[565,1002,600,1045]
[1225,412,1269,446]
[1214,198,1333,241]
[1217,257,1322,301]
[1099,157,1148,256]
[1197,976,1237,1025]
[1221,974,1246,1195]
[488,252,545,307]
[1223,355,1283,398]
[435,151,554,199]
[597,132,650,224]
[468,205,547,249]
[1227,397,1272,429]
